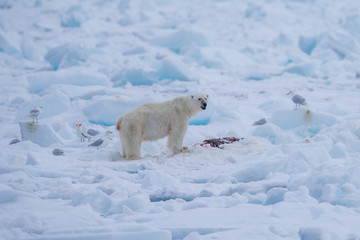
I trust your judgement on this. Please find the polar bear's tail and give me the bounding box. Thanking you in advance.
[115,117,122,131]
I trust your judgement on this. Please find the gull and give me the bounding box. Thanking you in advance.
[87,128,101,138]
[52,149,64,156]
[88,137,113,149]
[252,118,267,126]
[26,106,43,122]
[76,123,111,142]
[9,137,24,145]
[76,123,90,142]
[287,91,307,110]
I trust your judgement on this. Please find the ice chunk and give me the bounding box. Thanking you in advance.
[343,15,360,40]
[265,187,287,205]
[52,121,74,140]
[83,99,120,126]
[10,96,26,105]
[122,46,146,56]
[0,184,16,203]
[329,142,348,158]
[150,29,208,53]
[111,68,157,86]
[284,63,315,77]
[25,152,39,165]
[27,68,110,93]
[0,33,20,57]
[284,186,317,204]
[39,228,171,240]
[71,191,112,215]
[298,36,317,55]
[320,182,360,208]
[183,231,201,240]
[189,114,211,125]
[108,195,151,215]
[83,97,145,126]
[0,1,12,8]
[111,57,193,86]
[61,6,88,28]
[252,124,287,145]
[269,110,338,130]
[158,57,193,82]
[311,33,360,61]
[0,184,34,203]
[0,189,17,203]
[21,34,43,61]
[45,43,89,70]
[118,0,130,13]
[245,3,266,19]
[299,227,322,240]
[19,122,64,147]
[8,212,43,235]
[142,171,180,187]
[232,161,274,183]
[121,195,151,212]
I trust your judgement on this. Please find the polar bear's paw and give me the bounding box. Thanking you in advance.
[181,146,190,153]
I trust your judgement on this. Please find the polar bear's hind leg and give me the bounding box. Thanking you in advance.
[168,124,187,154]
[120,134,127,158]
[126,139,141,160]
[124,124,142,160]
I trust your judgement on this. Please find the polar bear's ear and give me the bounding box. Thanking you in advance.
[206,94,209,98]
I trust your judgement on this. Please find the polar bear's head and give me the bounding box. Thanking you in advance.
[190,93,209,111]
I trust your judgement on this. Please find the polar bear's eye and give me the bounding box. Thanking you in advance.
[198,98,201,101]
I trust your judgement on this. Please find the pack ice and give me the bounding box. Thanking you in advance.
[1,0,360,239]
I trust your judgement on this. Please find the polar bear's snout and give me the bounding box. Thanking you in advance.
[200,99,207,110]
[201,101,207,110]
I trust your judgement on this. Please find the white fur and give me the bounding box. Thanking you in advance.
[116,94,208,160]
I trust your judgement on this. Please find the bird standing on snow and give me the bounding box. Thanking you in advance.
[76,123,112,142]
[26,106,43,123]
[287,91,307,110]
[76,123,91,142]
[88,137,112,149]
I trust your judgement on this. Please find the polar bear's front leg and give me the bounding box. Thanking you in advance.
[168,124,188,155]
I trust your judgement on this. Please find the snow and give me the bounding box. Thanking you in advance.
[45,43,90,70]
[27,68,110,94]
[1,0,360,239]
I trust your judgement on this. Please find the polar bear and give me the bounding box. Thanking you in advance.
[116,94,208,160]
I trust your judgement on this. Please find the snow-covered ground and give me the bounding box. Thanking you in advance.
[1,0,360,239]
